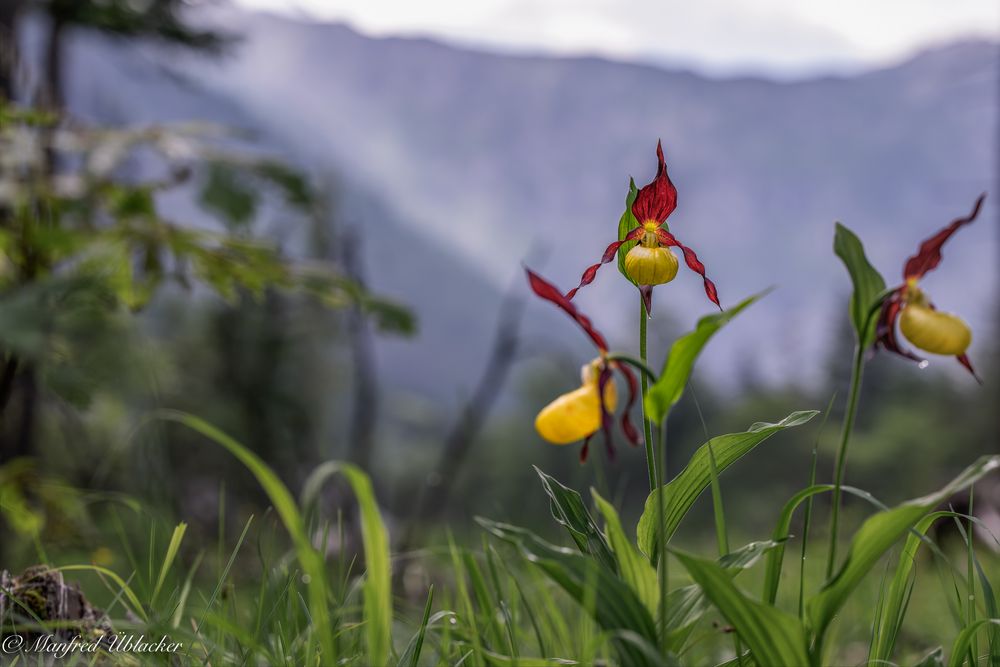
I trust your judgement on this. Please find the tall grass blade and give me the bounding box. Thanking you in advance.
[637,411,818,561]
[171,551,203,629]
[398,585,434,667]
[706,441,731,558]
[150,411,336,663]
[763,484,885,605]
[152,522,187,606]
[478,518,660,667]
[808,456,1000,648]
[868,512,952,666]
[948,620,1000,667]
[300,460,393,667]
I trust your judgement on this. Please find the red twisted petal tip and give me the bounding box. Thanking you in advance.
[565,227,644,301]
[597,365,616,461]
[631,140,678,225]
[874,288,924,362]
[525,267,608,351]
[579,436,591,463]
[956,354,982,384]
[903,194,986,281]
[639,285,653,315]
[614,361,642,447]
[656,229,721,309]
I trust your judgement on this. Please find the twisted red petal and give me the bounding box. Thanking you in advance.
[631,140,678,225]
[903,194,986,280]
[613,361,642,447]
[874,288,924,363]
[565,227,644,301]
[655,229,721,309]
[525,267,608,351]
[597,365,616,461]
[956,354,982,384]
[579,436,591,463]
[639,285,653,315]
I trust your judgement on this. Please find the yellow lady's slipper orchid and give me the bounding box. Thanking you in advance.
[876,195,984,380]
[898,286,971,356]
[624,226,679,286]
[535,359,617,445]
[525,268,642,461]
[563,142,720,315]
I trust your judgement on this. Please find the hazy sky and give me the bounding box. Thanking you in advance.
[234,0,999,76]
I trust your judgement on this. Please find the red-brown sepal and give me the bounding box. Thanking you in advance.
[957,354,982,384]
[656,228,721,309]
[526,268,608,351]
[631,140,678,225]
[903,194,985,280]
[874,288,923,363]
[597,365,616,461]
[565,227,644,300]
[614,361,642,447]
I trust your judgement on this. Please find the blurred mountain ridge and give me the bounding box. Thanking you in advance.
[59,8,998,398]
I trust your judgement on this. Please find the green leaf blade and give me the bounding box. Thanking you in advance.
[637,410,818,561]
[833,223,887,347]
[808,455,1000,644]
[535,467,617,573]
[477,518,660,667]
[645,291,768,423]
[673,549,811,667]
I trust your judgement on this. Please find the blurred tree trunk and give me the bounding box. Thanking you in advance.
[43,13,64,109]
[340,228,378,472]
[397,295,523,560]
[0,0,25,100]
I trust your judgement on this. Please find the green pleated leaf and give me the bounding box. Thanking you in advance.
[616,178,640,286]
[591,489,657,615]
[659,540,783,651]
[672,549,811,667]
[477,518,660,667]
[535,467,617,573]
[637,411,818,561]
[644,291,768,423]
[808,456,1000,644]
[833,223,887,347]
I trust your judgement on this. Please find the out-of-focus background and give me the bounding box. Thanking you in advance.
[0,0,997,558]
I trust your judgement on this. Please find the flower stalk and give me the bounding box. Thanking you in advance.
[826,342,865,578]
[639,300,657,492]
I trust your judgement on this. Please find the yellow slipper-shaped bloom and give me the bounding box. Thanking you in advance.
[535,360,617,445]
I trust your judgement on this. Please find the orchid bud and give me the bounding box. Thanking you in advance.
[535,360,617,445]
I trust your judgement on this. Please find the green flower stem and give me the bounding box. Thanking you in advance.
[657,417,668,656]
[826,343,865,579]
[638,299,657,492]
